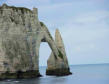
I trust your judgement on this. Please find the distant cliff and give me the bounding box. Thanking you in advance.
[0,4,71,79]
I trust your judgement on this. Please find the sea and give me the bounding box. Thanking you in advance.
[0,64,109,84]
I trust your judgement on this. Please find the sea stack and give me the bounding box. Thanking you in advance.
[0,4,71,79]
[46,29,72,76]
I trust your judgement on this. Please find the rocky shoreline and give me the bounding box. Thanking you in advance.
[46,68,72,76]
[0,70,42,80]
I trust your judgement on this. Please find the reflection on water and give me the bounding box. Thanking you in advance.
[0,64,109,84]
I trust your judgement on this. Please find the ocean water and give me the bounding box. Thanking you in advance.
[0,64,109,84]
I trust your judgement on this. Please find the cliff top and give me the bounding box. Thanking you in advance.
[0,4,37,13]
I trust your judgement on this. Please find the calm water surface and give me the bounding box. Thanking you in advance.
[0,64,109,84]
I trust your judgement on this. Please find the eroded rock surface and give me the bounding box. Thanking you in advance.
[0,4,71,79]
[46,29,72,76]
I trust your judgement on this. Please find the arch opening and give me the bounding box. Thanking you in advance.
[39,42,51,75]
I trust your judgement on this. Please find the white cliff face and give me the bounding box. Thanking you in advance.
[0,4,71,79]
[46,29,72,76]
[0,4,41,73]
[55,29,69,68]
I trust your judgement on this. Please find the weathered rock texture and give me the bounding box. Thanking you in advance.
[0,4,71,79]
[46,29,72,76]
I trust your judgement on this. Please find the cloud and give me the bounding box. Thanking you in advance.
[89,44,95,49]
[75,46,81,52]
[72,11,109,24]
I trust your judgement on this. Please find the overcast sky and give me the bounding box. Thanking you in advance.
[0,0,109,66]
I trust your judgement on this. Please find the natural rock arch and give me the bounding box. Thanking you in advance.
[0,4,72,79]
[34,22,60,69]
[31,22,72,76]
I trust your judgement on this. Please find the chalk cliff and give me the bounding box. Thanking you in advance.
[0,4,71,79]
[46,29,72,76]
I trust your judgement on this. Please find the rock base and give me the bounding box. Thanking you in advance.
[46,68,72,76]
[0,70,41,80]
